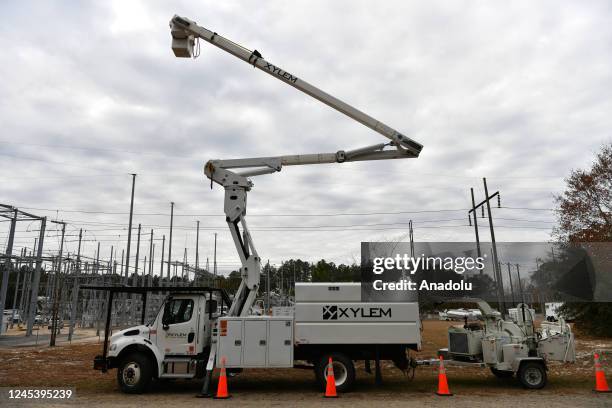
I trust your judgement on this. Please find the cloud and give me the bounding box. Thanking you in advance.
[1,1,610,276]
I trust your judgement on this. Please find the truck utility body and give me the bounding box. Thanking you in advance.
[216,283,420,370]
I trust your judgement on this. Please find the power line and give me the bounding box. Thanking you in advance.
[0,216,554,234]
[18,206,472,217]
[15,205,558,219]
[0,140,196,159]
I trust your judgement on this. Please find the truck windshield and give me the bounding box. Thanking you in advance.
[162,299,194,325]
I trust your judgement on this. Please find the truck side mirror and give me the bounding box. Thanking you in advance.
[206,299,218,314]
[162,302,172,329]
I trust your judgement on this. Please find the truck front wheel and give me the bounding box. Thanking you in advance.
[117,352,153,394]
[315,352,355,393]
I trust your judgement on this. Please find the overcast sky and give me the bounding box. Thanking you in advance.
[1,1,611,276]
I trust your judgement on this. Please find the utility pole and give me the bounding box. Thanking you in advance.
[123,174,136,323]
[0,208,17,332]
[266,259,270,313]
[26,217,45,336]
[124,174,136,281]
[469,188,482,264]
[96,242,100,277]
[50,221,66,346]
[167,202,174,280]
[95,241,102,335]
[120,250,124,279]
[150,243,155,287]
[109,246,113,276]
[280,266,284,305]
[22,238,36,324]
[468,182,503,309]
[483,178,504,316]
[183,248,187,284]
[135,224,141,285]
[142,256,147,287]
[507,262,516,305]
[408,220,415,259]
[160,235,165,286]
[516,264,525,304]
[196,220,200,271]
[68,228,82,341]
[148,229,153,287]
[10,250,21,329]
[213,232,217,281]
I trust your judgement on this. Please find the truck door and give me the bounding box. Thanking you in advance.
[156,296,198,356]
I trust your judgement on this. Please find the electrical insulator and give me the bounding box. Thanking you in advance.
[469,214,472,226]
[481,206,485,218]
[497,193,501,208]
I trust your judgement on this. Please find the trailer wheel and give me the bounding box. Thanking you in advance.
[117,353,153,394]
[315,353,355,393]
[517,361,547,389]
[490,367,514,378]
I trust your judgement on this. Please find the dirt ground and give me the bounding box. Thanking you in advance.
[1,320,611,407]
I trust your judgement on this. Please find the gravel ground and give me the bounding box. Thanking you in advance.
[1,321,611,407]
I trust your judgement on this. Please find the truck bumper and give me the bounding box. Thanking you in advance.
[93,355,117,372]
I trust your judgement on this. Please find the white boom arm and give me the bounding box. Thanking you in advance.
[169,15,423,156]
[169,15,424,316]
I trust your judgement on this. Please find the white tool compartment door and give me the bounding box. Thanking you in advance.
[268,320,293,367]
[218,319,242,367]
[243,320,267,366]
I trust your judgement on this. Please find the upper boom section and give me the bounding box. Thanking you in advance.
[169,15,423,157]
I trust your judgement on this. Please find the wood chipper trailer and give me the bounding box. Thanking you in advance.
[417,299,576,389]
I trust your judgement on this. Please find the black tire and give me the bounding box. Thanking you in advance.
[117,352,153,394]
[314,352,356,393]
[490,367,514,378]
[517,361,547,389]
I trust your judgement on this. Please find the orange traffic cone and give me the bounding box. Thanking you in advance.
[214,356,231,399]
[324,357,338,398]
[435,355,453,396]
[594,352,611,393]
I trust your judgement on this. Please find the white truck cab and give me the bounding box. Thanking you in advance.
[94,288,229,394]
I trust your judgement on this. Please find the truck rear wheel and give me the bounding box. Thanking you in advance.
[117,352,153,394]
[315,352,355,393]
[517,361,547,389]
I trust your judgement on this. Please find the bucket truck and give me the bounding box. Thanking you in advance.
[94,14,424,394]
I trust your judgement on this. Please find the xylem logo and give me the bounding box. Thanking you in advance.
[263,62,298,83]
[322,305,392,320]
